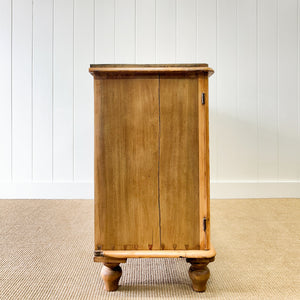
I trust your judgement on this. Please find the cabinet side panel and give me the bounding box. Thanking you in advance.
[159,76,200,250]
[198,74,210,250]
[94,79,101,250]
[94,76,160,250]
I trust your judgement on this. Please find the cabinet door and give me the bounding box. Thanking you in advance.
[159,76,200,250]
[94,76,160,250]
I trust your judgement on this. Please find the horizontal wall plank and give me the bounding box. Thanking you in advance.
[211,182,300,199]
[1,182,300,199]
[0,182,93,199]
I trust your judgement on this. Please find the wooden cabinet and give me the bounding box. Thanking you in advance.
[89,64,215,292]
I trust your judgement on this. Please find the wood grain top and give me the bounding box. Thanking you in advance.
[89,64,214,76]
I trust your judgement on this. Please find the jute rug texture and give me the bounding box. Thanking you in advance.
[1,198,299,299]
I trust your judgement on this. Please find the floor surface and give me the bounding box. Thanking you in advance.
[1,198,299,299]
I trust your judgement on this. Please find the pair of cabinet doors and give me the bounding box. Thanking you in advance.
[94,73,210,252]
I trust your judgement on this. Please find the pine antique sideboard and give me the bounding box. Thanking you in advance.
[89,64,216,292]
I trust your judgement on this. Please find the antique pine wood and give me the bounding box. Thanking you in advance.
[198,74,211,250]
[90,64,215,292]
[159,76,200,250]
[94,76,160,251]
[93,247,216,260]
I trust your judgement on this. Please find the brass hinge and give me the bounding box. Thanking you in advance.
[201,92,205,105]
[203,217,207,232]
[94,250,104,257]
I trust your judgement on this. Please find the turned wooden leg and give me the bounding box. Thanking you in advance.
[101,263,122,291]
[186,257,214,292]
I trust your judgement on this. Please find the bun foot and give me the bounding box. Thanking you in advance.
[186,257,214,292]
[101,263,122,291]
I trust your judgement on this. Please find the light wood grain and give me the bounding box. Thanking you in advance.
[90,63,208,68]
[198,75,210,250]
[159,76,200,250]
[187,257,215,292]
[93,256,127,264]
[94,79,101,251]
[89,64,214,76]
[94,247,216,260]
[101,263,123,291]
[94,76,160,251]
[92,65,214,259]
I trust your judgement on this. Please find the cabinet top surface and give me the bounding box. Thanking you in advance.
[89,64,214,76]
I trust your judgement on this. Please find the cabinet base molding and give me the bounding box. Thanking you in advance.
[95,246,215,292]
[94,247,216,260]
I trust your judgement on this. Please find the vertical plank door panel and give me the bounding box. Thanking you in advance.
[95,76,160,250]
[159,76,200,250]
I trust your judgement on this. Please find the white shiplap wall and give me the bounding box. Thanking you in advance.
[0,0,300,199]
